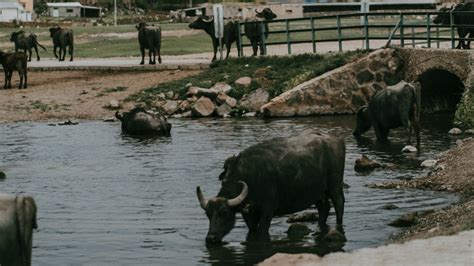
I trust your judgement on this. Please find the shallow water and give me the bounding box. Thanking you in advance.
[0,114,459,265]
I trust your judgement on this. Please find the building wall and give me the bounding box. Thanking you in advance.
[48,6,81,17]
[18,0,33,13]
[0,8,20,22]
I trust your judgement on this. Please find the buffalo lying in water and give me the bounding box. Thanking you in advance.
[197,131,346,243]
[353,81,421,146]
[115,108,171,136]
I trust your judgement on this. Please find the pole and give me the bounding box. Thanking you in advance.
[114,0,117,26]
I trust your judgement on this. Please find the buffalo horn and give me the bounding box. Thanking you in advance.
[196,186,209,210]
[227,181,248,207]
[255,9,262,14]
[203,16,214,23]
[115,111,123,120]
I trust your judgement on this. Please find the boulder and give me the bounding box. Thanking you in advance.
[210,82,232,94]
[388,212,418,227]
[287,211,319,223]
[322,228,347,242]
[225,96,238,108]
[108,99,121,109]
[165,91,174,99]
[191,97,216,117]
[287,223,311,239]
[448,128,463,135]
[215,92,229,105]
[421,159,437,168]
[242,112,257,117]
[187,86,218,100]
[179,100,191,112]
[402,145,418,153]
[235,77,252,88]
[162,100,179,115]
[240,88,270,112]
[0,171,5,180]
[465,129,474,135]
[181,111,193,118]
[382,204,399,210]
[354,155,383,172]
[216,103,232,117]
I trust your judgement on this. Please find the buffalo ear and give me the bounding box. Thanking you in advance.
[115,111,123,121]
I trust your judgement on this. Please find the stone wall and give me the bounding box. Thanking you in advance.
[261,49,403,117]
[454,51,474,128]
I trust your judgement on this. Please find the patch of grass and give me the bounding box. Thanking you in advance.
[103,86,128,93]
[127,50,368,106]
[30,100,51,112]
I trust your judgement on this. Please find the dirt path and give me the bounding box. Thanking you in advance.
[0,70,200,123]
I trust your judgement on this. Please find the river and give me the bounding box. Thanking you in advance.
[0,114,458,265]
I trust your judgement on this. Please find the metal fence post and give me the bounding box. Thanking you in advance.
[436,25,440,48]
[364,13,369,50]
[311,17,316,53]
[400,13,405,47]
[260,21,267,55]
[337,15,342,52]
[426,14,431,48]
[450,10,455,49]
[411,26,415,47]
[237,21,243,57]
[286,19,291,54]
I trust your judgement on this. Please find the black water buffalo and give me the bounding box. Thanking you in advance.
[188,16,240,62]
[244,8,277,56]
[49,27,74,61]
[0,51,27,89]
[0,193,38,266]
[115,107,171,136]
[196,131,346,243]
[10,31,47,62]
[353,81,421,146]
[136,22,162,65]
[433,3,474,49]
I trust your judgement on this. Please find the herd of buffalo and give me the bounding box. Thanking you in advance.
[0,4,470,265]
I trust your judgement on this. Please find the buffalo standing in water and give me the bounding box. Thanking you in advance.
[0,51,27,89]
[188,16,240,62]
[49,27,74,61]
[197,131,346,243]
[115,108,171,136]
[353,81,421,146]
[136,22,162,65]
[10,31,47,62]
[244,8,277,56]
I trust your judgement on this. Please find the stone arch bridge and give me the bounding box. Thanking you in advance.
[261,48,474,127]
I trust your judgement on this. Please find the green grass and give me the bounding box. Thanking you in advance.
[127,50,369,106]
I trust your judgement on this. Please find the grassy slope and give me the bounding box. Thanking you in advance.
[127,50,368,106]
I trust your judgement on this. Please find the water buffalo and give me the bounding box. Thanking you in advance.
[10,31,47,62]
[136,22,162,65]
[0,51,27,89]
[196,131,346,243]
[244,8,277,56]
[433,3,474,49]
[353,81,421,146]
[0,193,37,266]
[115,107,171,136]
[49,26,74,61]
[188,16,240,62]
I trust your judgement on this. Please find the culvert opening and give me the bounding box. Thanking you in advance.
[417,69,464,114]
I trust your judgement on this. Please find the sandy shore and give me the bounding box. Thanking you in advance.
[262,137,474,265]
[0,70,200,123]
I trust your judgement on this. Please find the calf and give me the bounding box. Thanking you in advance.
[0,51,28,89]
[0,193,37,266]
[353,81,421,146]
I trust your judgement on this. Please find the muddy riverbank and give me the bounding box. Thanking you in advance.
[0,70,200,123]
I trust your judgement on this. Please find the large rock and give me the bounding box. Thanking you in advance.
[216,103,232,117]
[355,155,382,172]
[210,82,232,94]
[240,88,270,112]
[287,211,319,223]
[287,223,311,239]
[321,228,347,242]
[235,77,252,88]
[179,100,191,112]
[402,145,418,153]
[162,100,179,115]
[465,129,474,135]
[225,96,238,108]
[388,212,418,227]
[192,97,216,117]
[421,159,437,168]
[215,92,229,105]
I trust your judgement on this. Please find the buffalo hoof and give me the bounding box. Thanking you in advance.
[140,61,144,65]
[70,59,73,62]
[37,58,40,61]
[150,61,156,65]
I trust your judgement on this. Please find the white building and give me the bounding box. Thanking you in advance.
[0,1,32,22]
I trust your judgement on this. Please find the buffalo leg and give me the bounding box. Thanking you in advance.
[53,46,58,59]
[225,42,232,59]
[211,40,218,62]
[329,187,345,234]
[140,47,145,65]
[69,45,74,62]
[3,70,7,89]
[148,49,154,65]
[26,49,31,62]
[259,41,265,56]
[255,211,272,241]
[251,41,258,56]
[34,45,40,61]
[410,111,420,147]
[316,197,330,234]
[7,71,12,89]
[157,46,162,64]
[18,70,23,90]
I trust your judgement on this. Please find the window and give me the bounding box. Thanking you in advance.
[66,9,74,13]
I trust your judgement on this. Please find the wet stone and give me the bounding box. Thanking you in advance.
[287,211,319,223]
[355,155,383,172]
[382,204,399,210]
[388,212,418,227]
[402,145,418,153]
[448,128,463,135]
[0,171,5,180]
[287,223,311,239]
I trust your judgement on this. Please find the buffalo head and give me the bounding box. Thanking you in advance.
[196,181,248,244]
[136,22,148,31]
[255,8,277,21]
[189,16,214,30]
[433,6,453,24]
[10,31,23,42]
[49,26,61,38]
[353,106,371,138]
